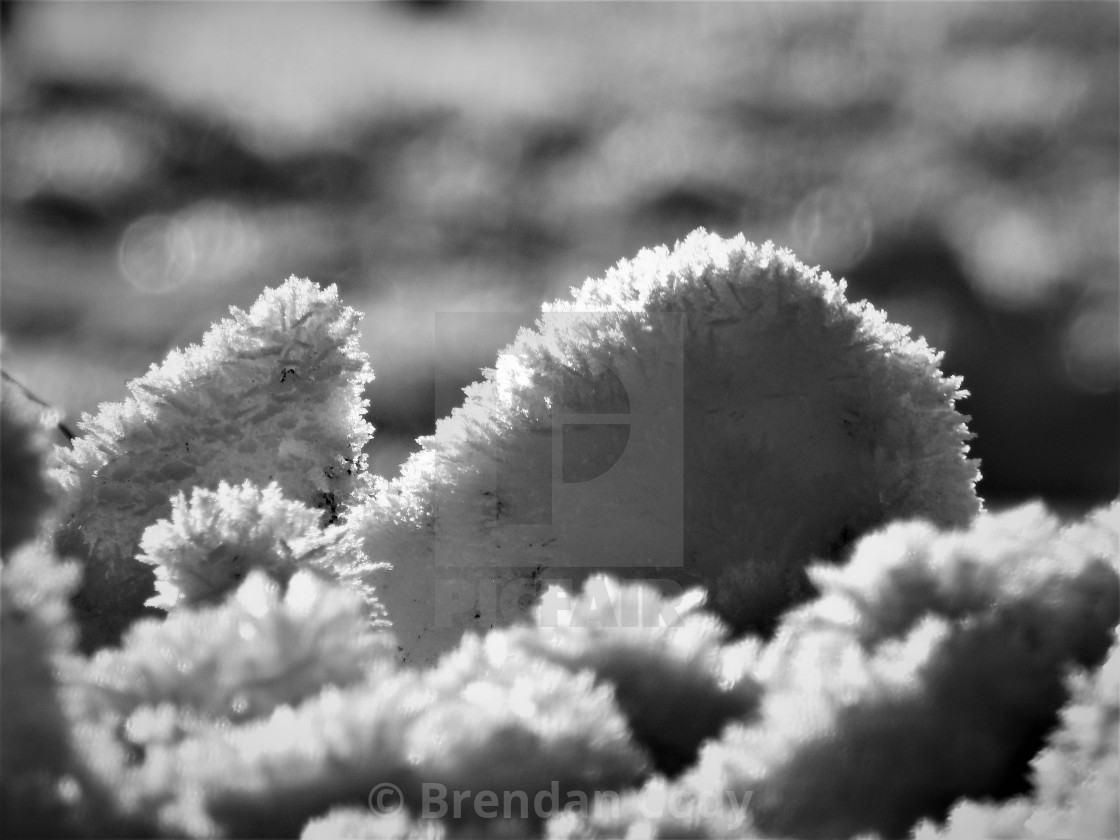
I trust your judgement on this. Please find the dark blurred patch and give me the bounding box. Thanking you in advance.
[968,125,1059,181]
[6,78,282,224]
[848,234,1119,508]
[519,120,590,168]
[948,0,1119,51]
[848,233,976,304]
[16,192,110,235]
[388,0,467,17]
[730,96,897,138]
[5,77,390,230]
[633,182,746,245]
[0,293,85,339]
[0,0,18,38]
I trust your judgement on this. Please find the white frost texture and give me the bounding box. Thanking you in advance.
[359,230,980,666]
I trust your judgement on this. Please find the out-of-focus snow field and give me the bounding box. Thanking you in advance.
[1,1,1116,508]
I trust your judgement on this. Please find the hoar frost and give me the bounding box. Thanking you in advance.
[360,230,979,666]
[52,278,374,649]
[6,229,1115,840]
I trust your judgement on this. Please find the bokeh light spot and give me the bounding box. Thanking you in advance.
[118,214,193,294]
[949,199,1066,310]
[789,186,873,270]
[118,202,260,294]
[1064,297,1120,394]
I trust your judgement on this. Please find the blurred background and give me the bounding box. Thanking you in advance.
[1,1,1116,512]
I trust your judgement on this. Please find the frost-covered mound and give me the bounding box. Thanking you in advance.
[548,502,1119,840]
[10,236,1118,840]
[136,480,385,621]
[362,230,979,665]
[52,279,375,649]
